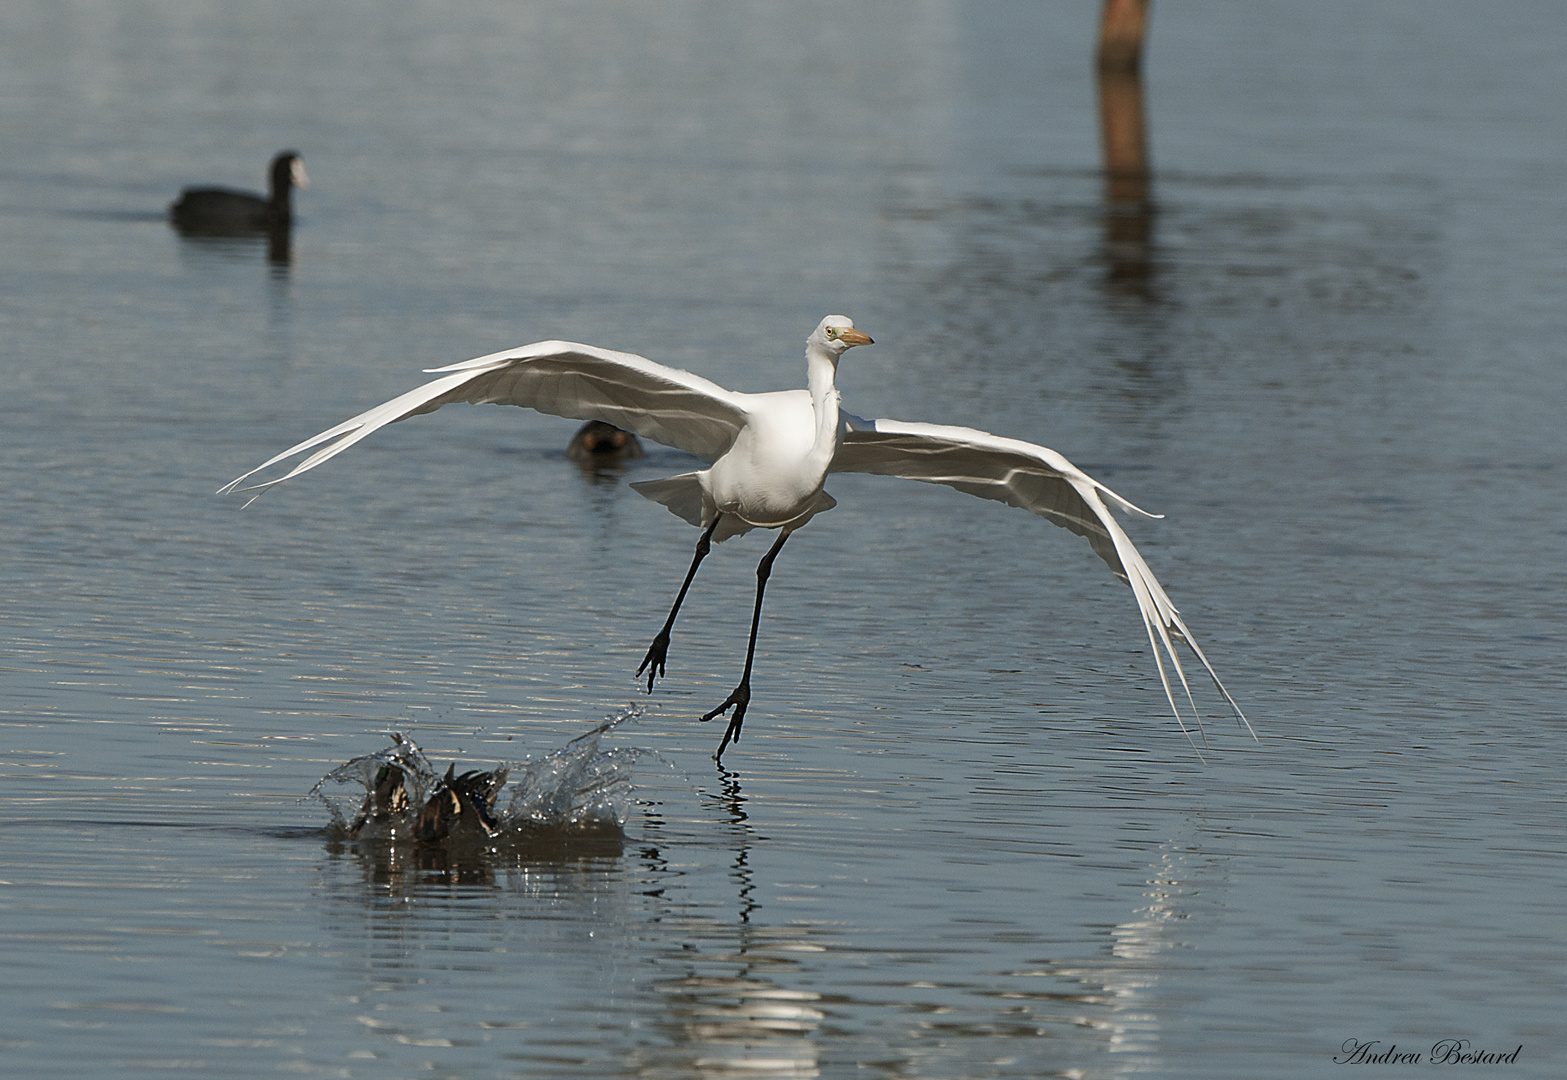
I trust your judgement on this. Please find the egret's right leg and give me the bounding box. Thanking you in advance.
[637,516,723,692]
[702,528,791,759]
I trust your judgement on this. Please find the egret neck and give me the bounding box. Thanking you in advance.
[804,334,846,482]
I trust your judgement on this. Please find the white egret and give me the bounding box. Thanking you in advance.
[221,316,1249,758]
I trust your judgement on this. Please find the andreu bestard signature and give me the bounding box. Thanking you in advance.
[1334,1039,1522,1065]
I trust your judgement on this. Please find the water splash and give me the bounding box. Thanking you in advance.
[308,706,646,848]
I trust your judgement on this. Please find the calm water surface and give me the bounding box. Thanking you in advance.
[2,2,1564,1077]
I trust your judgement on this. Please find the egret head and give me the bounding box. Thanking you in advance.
[811,316,873,358]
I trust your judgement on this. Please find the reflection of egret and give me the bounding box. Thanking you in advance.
[169,150,308,235]
[646,771,824,1080]
[222,316,1248,758]
[1011,833,1218,1075]
[567,419,644,465]
[712,764,760,925]
[657,970,824,1078]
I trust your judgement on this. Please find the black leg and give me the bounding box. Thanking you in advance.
[637,515,722,692]
[702,529,791,759]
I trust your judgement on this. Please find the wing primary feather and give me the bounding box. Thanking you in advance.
[220,341,753,503]
[836,414,1251,744]
[216,365,507,500]
[1101,506,1254,744]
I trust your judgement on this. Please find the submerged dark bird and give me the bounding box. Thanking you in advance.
[567,419,644,464]
[169,150,308,235]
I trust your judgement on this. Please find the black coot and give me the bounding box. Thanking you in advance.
[169,150,307,235]
[566,420,645,464]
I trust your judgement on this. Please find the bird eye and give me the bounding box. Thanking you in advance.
[825,327,838,339]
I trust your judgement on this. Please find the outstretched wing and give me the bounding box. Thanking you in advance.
[219,341,749,498]
[832,414,1250,744]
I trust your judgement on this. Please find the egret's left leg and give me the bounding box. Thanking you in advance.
[702,528,791,759]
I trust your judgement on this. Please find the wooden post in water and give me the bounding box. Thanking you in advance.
[1097,0,1149,75]
[1097,0,1153,289]
[1098,0,1149,189]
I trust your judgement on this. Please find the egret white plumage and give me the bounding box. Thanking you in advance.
[221,316,1250,758]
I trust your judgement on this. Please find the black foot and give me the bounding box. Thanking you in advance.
[635,631,670,693]
[700,682,751,759]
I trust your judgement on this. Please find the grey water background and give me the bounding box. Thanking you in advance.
[2,1,1564,1076]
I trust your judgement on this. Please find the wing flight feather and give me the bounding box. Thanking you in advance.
[833,415,1250,743]
[219,341,750,499]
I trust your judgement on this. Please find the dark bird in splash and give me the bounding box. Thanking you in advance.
[416,764,509,842]
[347,761,411,838]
